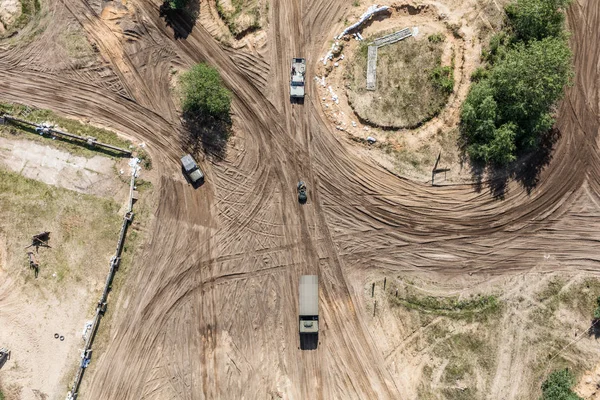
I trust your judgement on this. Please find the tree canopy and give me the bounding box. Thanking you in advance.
[506,0,571,42]
[540,369,583,400]
[460,0,572,166]
[179,63,231,121]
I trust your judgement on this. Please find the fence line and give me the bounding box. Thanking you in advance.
[67,173,136,400]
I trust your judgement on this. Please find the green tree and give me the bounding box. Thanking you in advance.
[490,37,572,146]
[164,0,187,9]
[179,63,231,121]
[506,0,571,42]
[540,369,583,400]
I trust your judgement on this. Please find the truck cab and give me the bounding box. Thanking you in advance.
[181,154,204,184]
[290,58,306,101]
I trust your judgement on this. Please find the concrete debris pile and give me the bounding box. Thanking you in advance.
[336,5,390,39]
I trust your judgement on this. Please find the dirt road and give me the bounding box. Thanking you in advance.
[0,0,598,398]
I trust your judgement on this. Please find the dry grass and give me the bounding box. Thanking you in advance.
[0,167,122,292]
[376,274,600,399]
[216,0,266,37]
[346,36,452,129]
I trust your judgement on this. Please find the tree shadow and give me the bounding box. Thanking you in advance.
[588,321,600,339]
[465,128,562,199]
[181,112,231,161]
[159,1,199,40]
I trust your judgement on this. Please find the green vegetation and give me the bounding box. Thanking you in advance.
[179,63,231,121]
[390,292,501,322]
[136,148,153,170]
[460,0,573,165]
[0,102,132,158]
[12,0,41,31]
[216,0,261,37]
[430,65,454,95]
[540,369,582,400]
[593,296,600,320]
[428,32,445,43]
[506,0,570,42]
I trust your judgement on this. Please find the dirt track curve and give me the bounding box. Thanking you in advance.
[0,0,599,398]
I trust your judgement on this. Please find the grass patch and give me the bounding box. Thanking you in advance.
[216,0,262,37]
[390,292,501,322]
[347,36,453,128]
[12,0,40,30]
[0,168,123,292]
[0,102,131,158]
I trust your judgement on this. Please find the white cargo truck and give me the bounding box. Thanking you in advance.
[299,275,318,335]
[290,58,306,100]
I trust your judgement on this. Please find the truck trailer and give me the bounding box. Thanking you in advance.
[290,58,306,101]
[299,275,319,338]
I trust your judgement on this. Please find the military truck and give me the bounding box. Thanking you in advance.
[290,58,306,100]
[181,154,204,184]
[297,181,307,204]
[299,275,318,339]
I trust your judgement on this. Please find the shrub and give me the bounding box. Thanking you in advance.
[593,296,600,320]
[179,63,231,121]
[428,33,445,43]
[540,369,582,400]
[430,66,454,95]
[506,0,571,42]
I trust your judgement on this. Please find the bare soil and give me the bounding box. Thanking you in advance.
[0,0,598,399]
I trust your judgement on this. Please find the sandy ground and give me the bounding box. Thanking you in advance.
[0,137,125,197]
[0,0,598,398]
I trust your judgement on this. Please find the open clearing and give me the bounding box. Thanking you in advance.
[346,35,451,129]
[0,0,599,398]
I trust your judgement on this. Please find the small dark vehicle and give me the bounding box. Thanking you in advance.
[298,181,307,204]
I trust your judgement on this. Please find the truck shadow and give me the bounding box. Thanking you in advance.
[300,334,318,350]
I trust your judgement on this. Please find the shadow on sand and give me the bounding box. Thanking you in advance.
[468,128,562,200]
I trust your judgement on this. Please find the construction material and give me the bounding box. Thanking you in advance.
[2,115,132,156]
[66,172,137,400]
[290,58,306,100]
[299,275,319,335]
[366,45,378,90]
[336,5,390,39]
[366,28,414,91]
[372,27,412,47]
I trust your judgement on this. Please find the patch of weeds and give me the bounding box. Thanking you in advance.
[428,32,445,43]
[390,292,501,322]
[12,0,41,30]
[470,66,488,82]
[136,148,152,170]
[430,65,454,95]
[134,179,153,192]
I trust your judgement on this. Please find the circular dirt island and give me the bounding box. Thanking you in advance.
[346,32,454,129]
